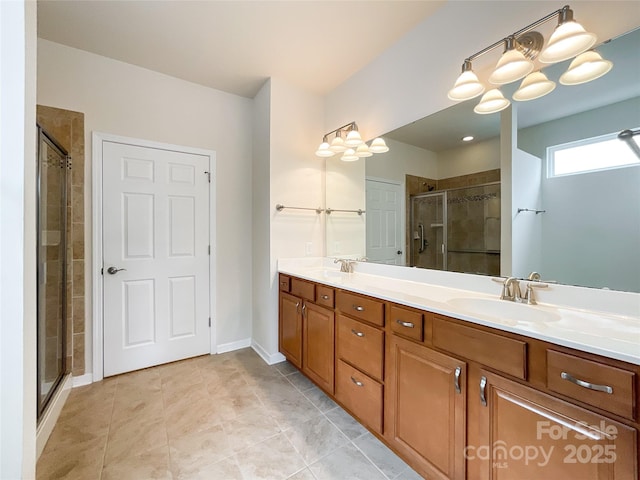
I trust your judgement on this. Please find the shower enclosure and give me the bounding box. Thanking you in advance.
[37,126,69,418]
[410,182,500,276]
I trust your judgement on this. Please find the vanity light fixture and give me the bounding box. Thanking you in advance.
[315,121,390,160]
[448,5,609,114]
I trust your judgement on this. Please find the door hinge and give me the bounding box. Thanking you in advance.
[208,317,211,327]
[204,171,211,183]
[208,245,211,255]
[101,267,104,275]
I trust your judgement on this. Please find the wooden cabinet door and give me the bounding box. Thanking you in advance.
[279,292,302,368]
[386,335,466,480]
[303,302,335,394]
[474,370,637,480]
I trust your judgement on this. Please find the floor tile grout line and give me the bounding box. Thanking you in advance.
[98,378,120,479]
[351,439,397,480]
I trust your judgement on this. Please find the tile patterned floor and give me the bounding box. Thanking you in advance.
[37,348,424,480]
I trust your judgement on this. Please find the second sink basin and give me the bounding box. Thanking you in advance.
[448,297,562,324]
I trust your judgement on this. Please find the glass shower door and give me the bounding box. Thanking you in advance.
[37,127,68,417]
[410,193,446,270]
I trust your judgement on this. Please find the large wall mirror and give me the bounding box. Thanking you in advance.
[326,27,640,293]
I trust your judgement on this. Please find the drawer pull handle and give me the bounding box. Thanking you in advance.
[353,305,365,312]
[321,294,330,300]
[480,376,487,406]
[454,366,462,394]
[561,372,613,394]
[351,329,365,338]
[350,376,364,387]
[396,319,414,328]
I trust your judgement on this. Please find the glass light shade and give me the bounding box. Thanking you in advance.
[559,51,613,85]
[345,130,363,147]
[448,70,485,101]
[315,142,334,157]
[489,48,534,85]
[473,89,510,115]
[513,71,556,101]
[355,144,373,158]
[329,135,347,153]
[369,137,389,153]
[539,21,597,64]
[341,148,359,162]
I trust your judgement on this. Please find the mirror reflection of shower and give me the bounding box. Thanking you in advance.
[37,126,69,419]
[410,182,500,276]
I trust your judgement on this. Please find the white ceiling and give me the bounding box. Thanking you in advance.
[37,0,445,98]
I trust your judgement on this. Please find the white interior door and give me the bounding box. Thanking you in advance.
[366,179,404,265]
[102,141,210,377]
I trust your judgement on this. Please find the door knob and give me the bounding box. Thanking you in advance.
[397,250,403,254]
[107,266,126,275]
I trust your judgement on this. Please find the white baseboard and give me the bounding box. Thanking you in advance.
[36,374,73,459]
[72,373,93,388]
[217,337,252,354]
[251,340,286,365]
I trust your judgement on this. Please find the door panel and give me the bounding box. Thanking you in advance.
[103,141,210,376]
[366,180,403,264]
[279,292,302,368]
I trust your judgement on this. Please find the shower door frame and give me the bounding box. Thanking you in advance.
[410,181,501,273]
[36,125,69,419]
[410,191,447,271]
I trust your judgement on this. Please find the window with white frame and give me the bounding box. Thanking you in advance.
[547,129,640,178]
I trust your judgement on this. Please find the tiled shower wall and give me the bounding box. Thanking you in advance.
[37,105,85,376]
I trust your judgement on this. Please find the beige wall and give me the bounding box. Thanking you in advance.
[37,39,254,374]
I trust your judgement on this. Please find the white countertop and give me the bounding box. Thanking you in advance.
[278,258,640,366]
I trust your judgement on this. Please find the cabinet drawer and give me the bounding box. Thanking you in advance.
[337,314,384,381]
[547,350,636,420]
[316,285,335,309]
[432,316,527,380]
[336,290,385,326]
[291,277,315,301]
[336,359,383,434]
[278,274,290,292]
[389,304,423,342]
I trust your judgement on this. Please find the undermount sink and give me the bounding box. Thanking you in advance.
[448,297,562,324]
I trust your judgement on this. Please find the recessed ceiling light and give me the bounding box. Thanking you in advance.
[462,136,474,142]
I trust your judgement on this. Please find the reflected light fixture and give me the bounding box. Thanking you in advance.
[513,71,556,101]
[559,50,612,85]
[448,4,607,114]
[474,89,510,115]
[315,122,390,160]
[462,136,474,142]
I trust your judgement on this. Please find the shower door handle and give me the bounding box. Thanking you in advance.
[418,224,425,253]
[107,266,127,275]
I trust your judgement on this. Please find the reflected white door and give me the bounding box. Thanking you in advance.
[366,179,403,265]
[102,141,210,377]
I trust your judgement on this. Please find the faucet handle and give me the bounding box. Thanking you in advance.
[524,282,548,305]
[491,277,512,300]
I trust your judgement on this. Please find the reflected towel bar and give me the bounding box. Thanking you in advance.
[325,208,365,215]
[518,208,546,214]
[275,204,323,214]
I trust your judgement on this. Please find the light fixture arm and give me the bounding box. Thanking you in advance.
[462,5,570,65]
[322,121,358,140]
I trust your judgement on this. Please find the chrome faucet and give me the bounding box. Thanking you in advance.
[334,258,356,273]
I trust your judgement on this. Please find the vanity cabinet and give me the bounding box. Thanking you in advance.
[278,274,639,480]
[279,291,303,369]
[386,334,466,480]
[470,369,637,480]
[278,274,335,392]
[302,301,335,394]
